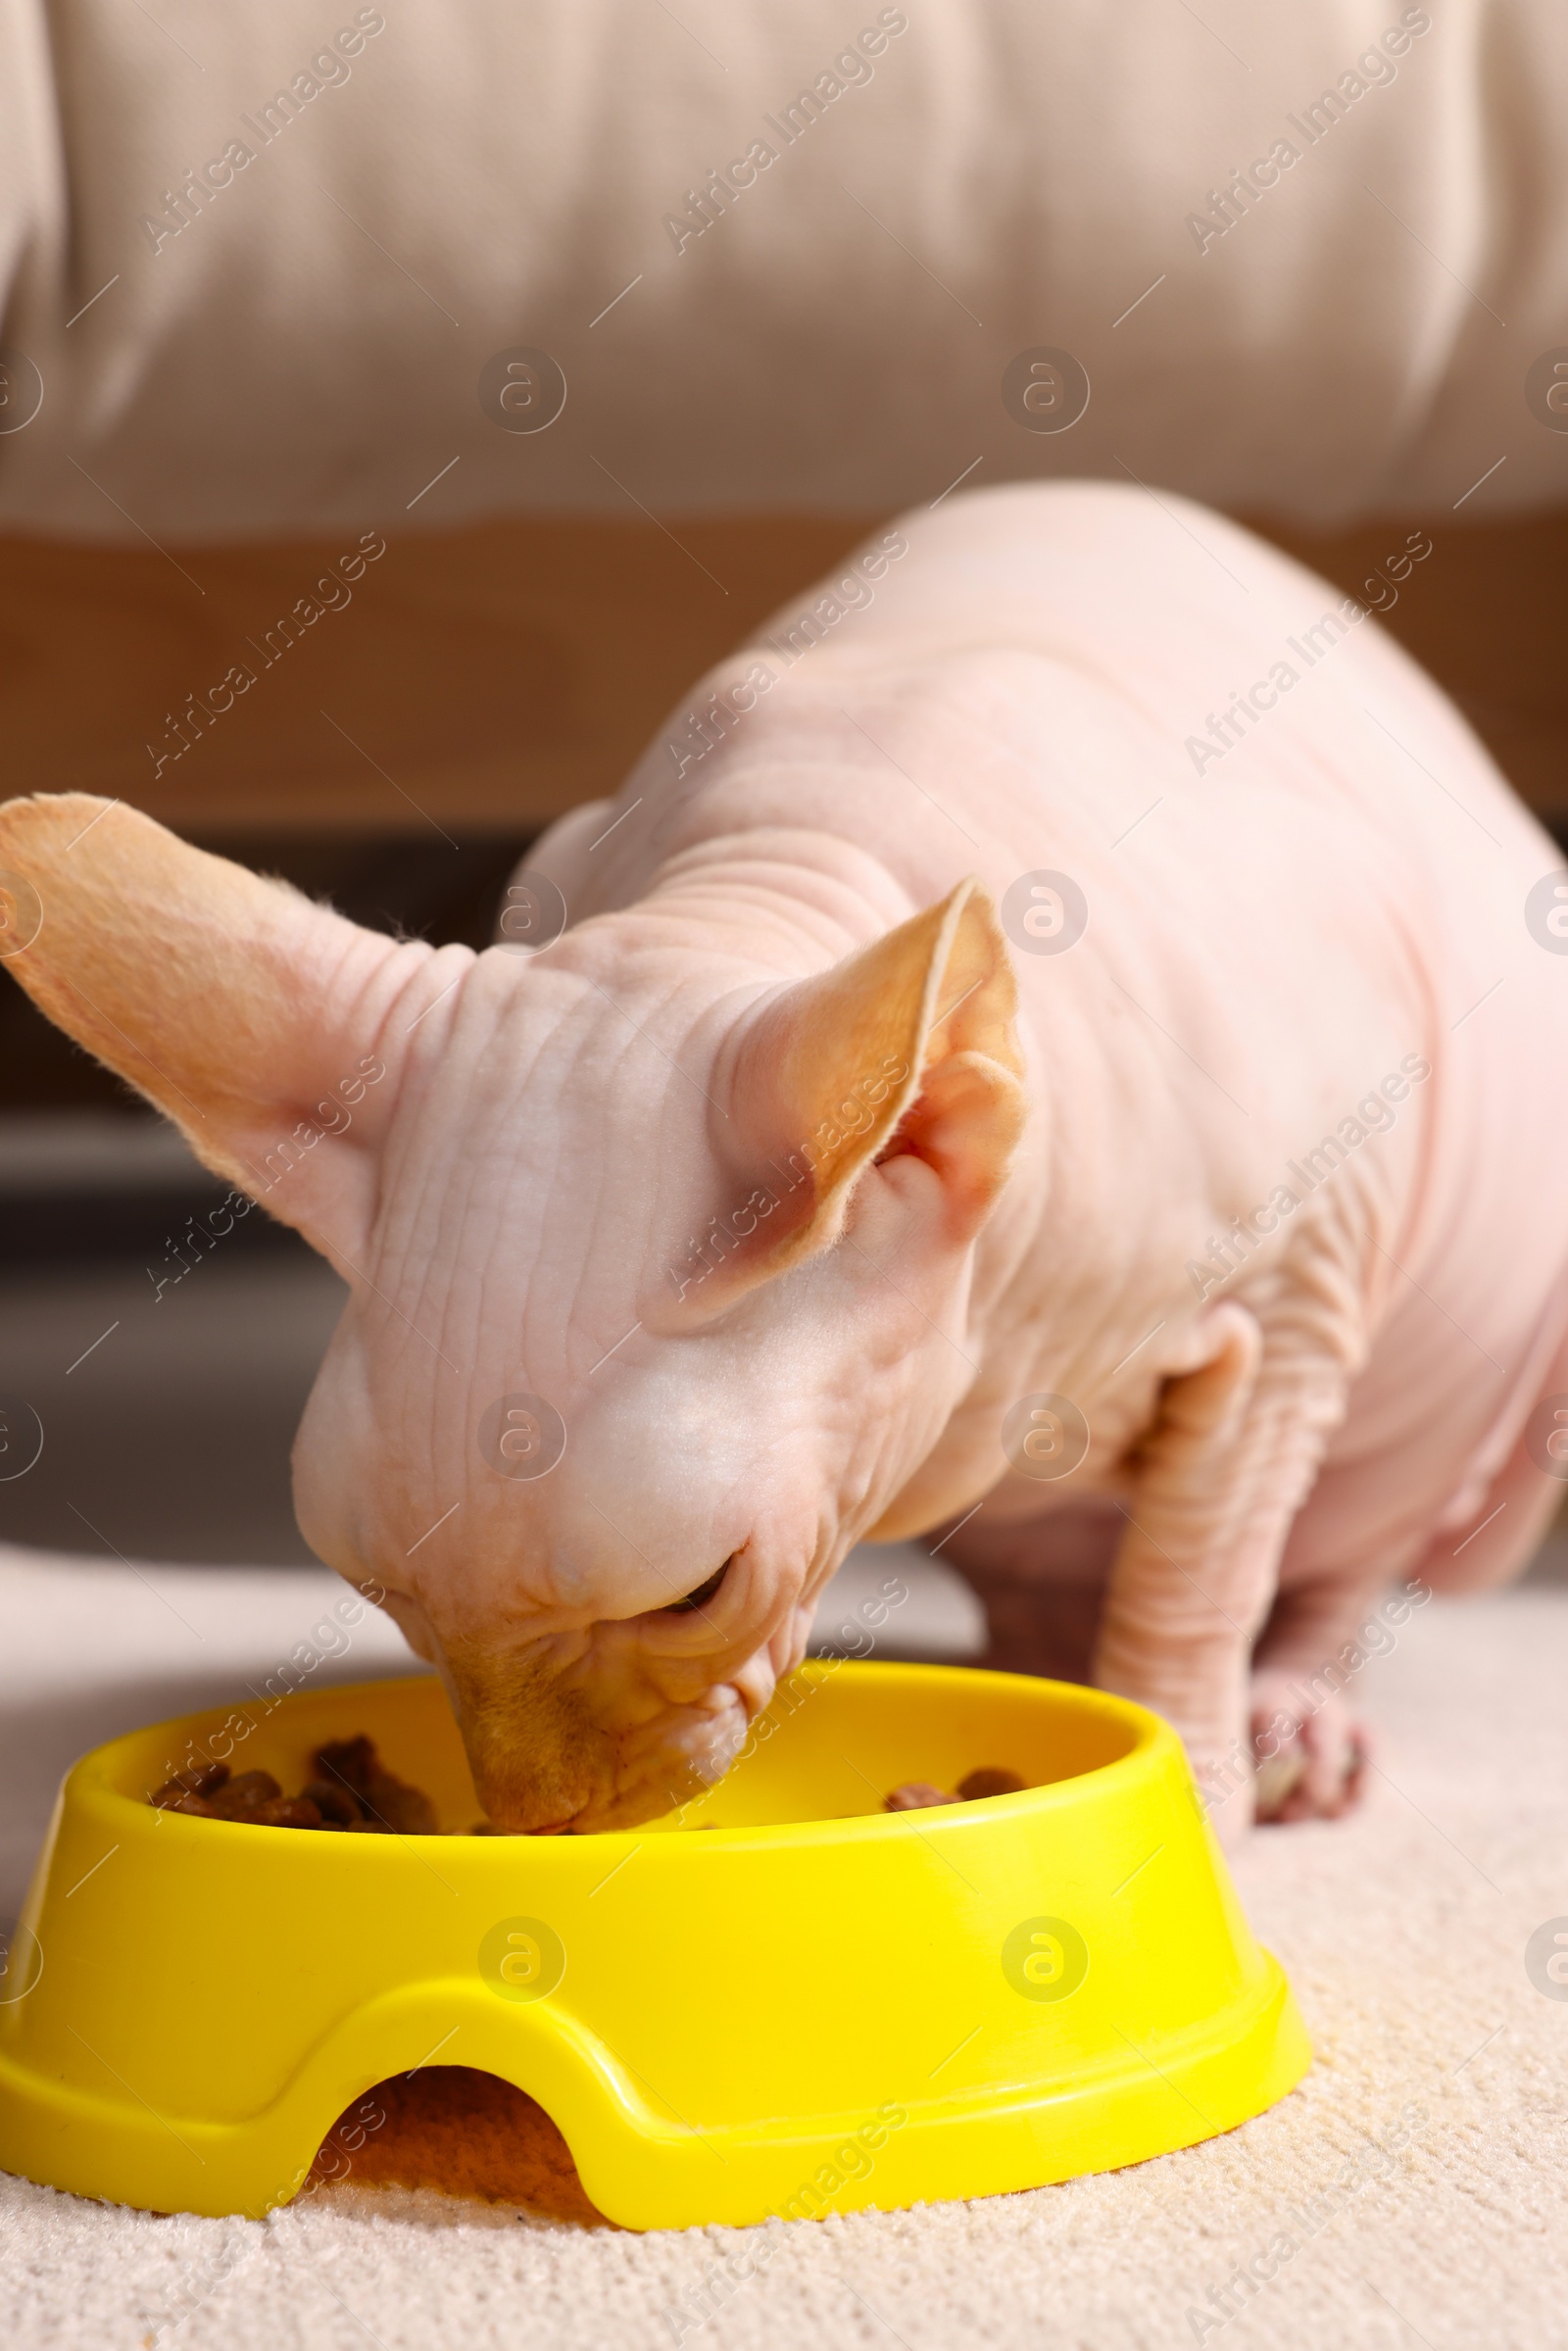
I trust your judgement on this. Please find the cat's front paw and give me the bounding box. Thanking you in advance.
[1250,1673,1369,1823]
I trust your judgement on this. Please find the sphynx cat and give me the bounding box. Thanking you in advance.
[3,482,1565,1839]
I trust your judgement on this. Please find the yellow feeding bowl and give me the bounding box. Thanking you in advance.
[0,1663,1307,2229]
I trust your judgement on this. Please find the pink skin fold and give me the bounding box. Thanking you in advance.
[2,481,1565,1838]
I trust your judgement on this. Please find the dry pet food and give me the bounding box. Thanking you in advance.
[150,1740,1030,1833]
[150,1736,440,1834]
[883,1767,1027,1812]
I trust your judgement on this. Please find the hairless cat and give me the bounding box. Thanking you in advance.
[3,483,1563,1838]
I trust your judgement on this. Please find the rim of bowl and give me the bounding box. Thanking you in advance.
[65,1664,1177,1853]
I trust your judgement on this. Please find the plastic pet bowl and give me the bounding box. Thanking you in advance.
[0,1663,1308,2229]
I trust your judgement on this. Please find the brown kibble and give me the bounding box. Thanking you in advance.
[221,1771,281,1801]
[151,1761,230,1809]
[145,1735,443,1836]
[253,1795,325,1829]
[884,1782,956,1811]
[301,1779,362,1827]
[314,1736,378,1794]
[315,1739,439,1836]
[956,1767,1026,1802]
[206,1771,284,1818]
[367,1781,439,1837]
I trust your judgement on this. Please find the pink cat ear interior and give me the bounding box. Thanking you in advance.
[711,877,1027,1292]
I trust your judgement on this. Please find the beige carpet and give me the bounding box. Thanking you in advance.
[3,1582,1566,2349]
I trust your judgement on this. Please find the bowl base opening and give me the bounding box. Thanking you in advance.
[307,2067,612,2228]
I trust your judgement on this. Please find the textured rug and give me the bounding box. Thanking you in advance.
[2,1563,1566,2349]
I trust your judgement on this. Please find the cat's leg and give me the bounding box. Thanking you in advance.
[1092,1299,1354,1839]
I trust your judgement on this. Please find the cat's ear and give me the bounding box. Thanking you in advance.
[0,794,430,1263]
[722,878,1026,1276]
